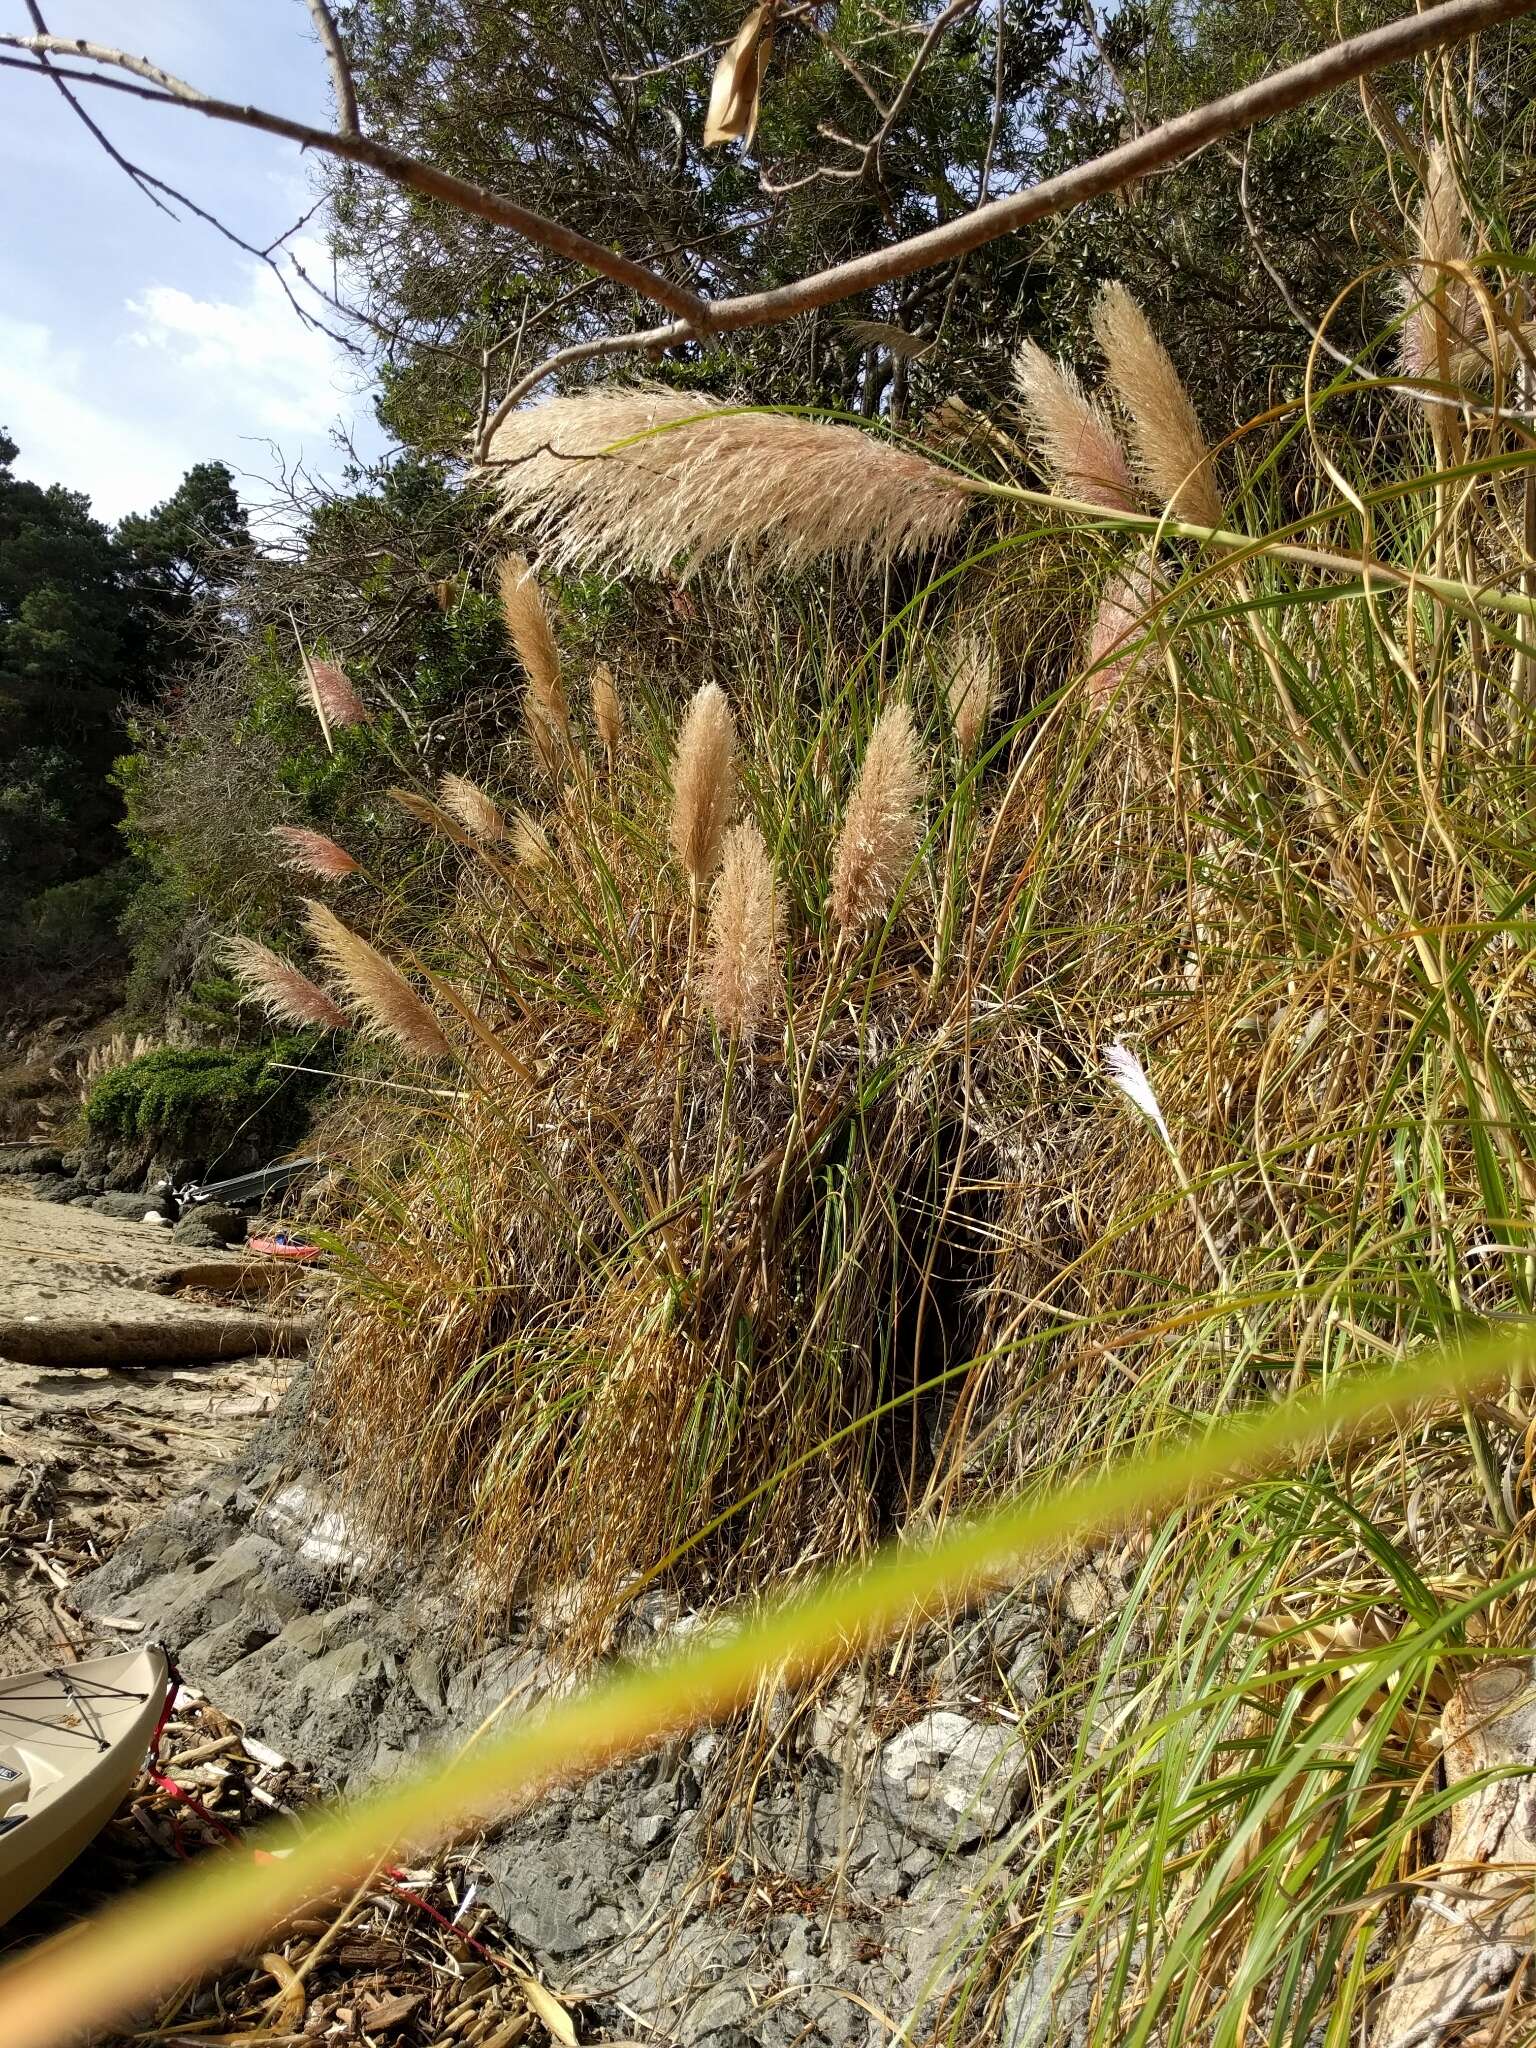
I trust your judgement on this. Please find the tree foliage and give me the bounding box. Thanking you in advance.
[0,433,250,968]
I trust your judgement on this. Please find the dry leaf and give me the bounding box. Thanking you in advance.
[841,318,933,360]
[518,1972,578,2045]
[704,5,771,147]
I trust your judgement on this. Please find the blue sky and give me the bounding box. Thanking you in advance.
[0,0,388,524]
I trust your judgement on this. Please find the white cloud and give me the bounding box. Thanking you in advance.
[125,240,358,443]
[0,314,184,522]
[1,241,379,526]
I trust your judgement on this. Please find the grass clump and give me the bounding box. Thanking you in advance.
[212,118,1536,2043]
[82,1038,330,1162]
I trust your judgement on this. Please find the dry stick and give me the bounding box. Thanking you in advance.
[4,0,1531,435]
[303,0,358,136]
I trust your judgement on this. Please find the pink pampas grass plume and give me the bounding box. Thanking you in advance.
[270,825,361,881]
[486,384,971,579]
[222,935,349,1032]
[1012,343,1139,513]
[302,899,454,1061]
[1084,553,1161,712]
[669,682,737,902]
[308,656,371,729]
[702,821,781,1037]
[1093,285,1224,528]
[829,704,926,935]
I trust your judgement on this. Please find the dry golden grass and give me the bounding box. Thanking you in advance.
[486,385,971,577]
[1093,284,1224,527]
[829,703,926,934]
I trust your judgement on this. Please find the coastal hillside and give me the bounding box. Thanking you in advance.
[1,3,1535,2045]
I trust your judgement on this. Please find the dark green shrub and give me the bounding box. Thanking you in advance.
[83,1038,331,1163]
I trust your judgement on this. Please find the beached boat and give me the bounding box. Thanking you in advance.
[0,1645,170,1923]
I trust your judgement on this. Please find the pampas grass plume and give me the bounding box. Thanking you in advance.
[591,662,623,751]
[486,385,970,578]
[1093,285,1224,528]
[223,935,349,1032]
[499,554,570,769]
[830,704,926,935]
[1012,343,1139,513]
[438,772,506,842]
[302,898,454,1061]
[702,820,781,1037]
[1085,553,1161,711]
[270,825,361,880]
[944,630,997,754]
[512,811,553,866]
[670,682,737,900]
[1102,1039,1172,1145]
[309,657,371,728]
[1399,143,1471,382]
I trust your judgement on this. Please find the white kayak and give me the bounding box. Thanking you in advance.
[0,1645,170,1923]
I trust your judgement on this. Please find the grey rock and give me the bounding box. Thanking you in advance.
[483,1826,630,1955]
[406,1646,445,1714]
[310,1636,383,1703]
[809,1670,874,1762]
[874,1711,1025,1847]
[105,1150,151,1192]
[34,1176,87,1204]
[174,1204,247,1247]
[1000,1927,1098,2048]
[1005,1633,1051,1708]
[182,1616,279,1677]
[0,1146,64,1176]
[92,1191,161,1221]
[632,1812,669,1850]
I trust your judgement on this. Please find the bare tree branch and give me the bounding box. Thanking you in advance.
[21,0,176,218]
[481,0,1536,443]
[0,33,710,323]
[4,0,1533,459]
[305,0,359,135]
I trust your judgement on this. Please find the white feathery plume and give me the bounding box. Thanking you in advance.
[1102,1038,1231,1292]
[1102,1040,1172,1145]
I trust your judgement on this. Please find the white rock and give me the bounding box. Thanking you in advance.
[875,1709,1025,1847]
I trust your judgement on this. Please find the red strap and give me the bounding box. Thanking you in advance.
[144,1728,508,1967]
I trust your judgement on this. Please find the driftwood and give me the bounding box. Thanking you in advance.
[0,1310,309,1366]
[1372,1661,1536,2048]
